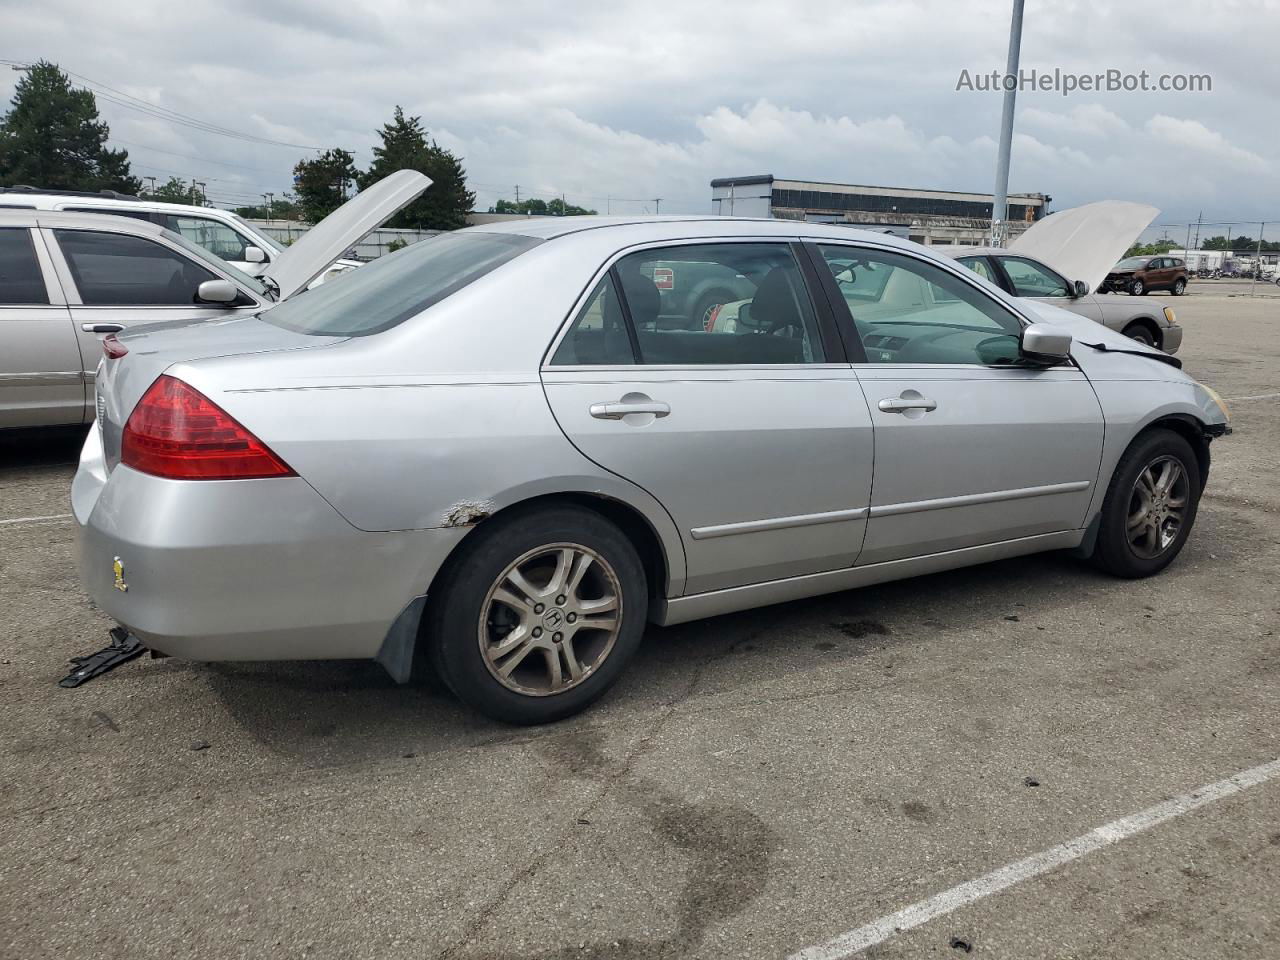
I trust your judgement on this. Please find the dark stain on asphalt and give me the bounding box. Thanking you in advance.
[90,710,119,732]
[831,620,890,640]
[900,800,935,823]
[454,728,780,959]
[814,641,838,651]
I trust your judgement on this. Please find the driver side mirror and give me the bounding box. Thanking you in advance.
[243,245,267,264]
[1020,323,1073,364]
[1072,279,1089,298]
[196,279,238,305]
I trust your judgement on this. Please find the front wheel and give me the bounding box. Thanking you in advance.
[1090,429,1202,578]
[1172,278,1187,295]
[425,505,647,724]
[1129,278,1146,296]
[1122,323,1156,347]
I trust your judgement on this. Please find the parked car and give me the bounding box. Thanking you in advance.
[0,171,429,429]
[951,251,1182,351]
[0,185,360,283]
[75,217,1231,725]
[1103,255,1189,296]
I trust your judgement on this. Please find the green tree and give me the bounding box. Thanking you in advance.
[1123,240,1177,258]
[359,106,475,230]
[0,60,141,194]
[293,148,358,222]
[149,176,205,204]
[1204,235,1279,253]
[233,194,302,220]
[490,197,596,216]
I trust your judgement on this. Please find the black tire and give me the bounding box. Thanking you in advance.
[1122,323,1157,347]
[1090,429,1202,578]
[425,505,647,724]
[1129,278,1145,296]
[1172,278,1187,295]
[691,289,736,331]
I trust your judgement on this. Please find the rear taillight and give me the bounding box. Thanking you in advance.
[121,375,295,480]
[102,334,128,359]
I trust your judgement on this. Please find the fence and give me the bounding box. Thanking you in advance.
[245,220,441,261]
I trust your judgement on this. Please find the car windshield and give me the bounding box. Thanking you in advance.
[161,227,269,297]
[1114,257,1150,270]
[232,213,283,254]
[262,230,541,336]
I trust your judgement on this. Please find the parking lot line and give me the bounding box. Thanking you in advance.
[1224,393,1280,402]
[0,513,73,527]
[787,757,1280,960]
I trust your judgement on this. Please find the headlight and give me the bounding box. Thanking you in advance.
[1163,306,1176,325]
[1201,383,1231,421]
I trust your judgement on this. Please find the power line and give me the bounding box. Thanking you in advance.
[110,137,291,175]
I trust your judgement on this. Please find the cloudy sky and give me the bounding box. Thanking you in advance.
[4,0,1277,241]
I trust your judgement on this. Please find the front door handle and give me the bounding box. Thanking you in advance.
[589,398,671,420]
[81,323,125,334]
[878,395,938,413]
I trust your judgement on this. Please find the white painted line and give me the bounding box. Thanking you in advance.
[788,757,1280,960]
[1224,392,1280,402]
[0,513,73,527]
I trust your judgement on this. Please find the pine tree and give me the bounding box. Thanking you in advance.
[292,148,358,222]
[0,60,141,194]
[359,106,475,230]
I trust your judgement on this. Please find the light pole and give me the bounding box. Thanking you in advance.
[145,176,156,197]
[990,0,1025,247]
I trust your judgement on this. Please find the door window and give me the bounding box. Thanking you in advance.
[998,256,1069,298]
[0,228,49,304]
[554,243,826,366]
[162,215,252,261]
[956,256,998,284]
[54,230,218,306]
[64,206,156,223]
[817,245,1024,365]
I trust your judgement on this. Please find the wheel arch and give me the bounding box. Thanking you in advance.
[1121,316,1163,348]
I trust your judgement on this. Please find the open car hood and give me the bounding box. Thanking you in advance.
[1009,200,1159,295]
[262,169,431,300]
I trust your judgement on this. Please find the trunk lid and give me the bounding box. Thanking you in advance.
[1009,200,1159,295]
[261,169,431,300]
[95,315,344,470]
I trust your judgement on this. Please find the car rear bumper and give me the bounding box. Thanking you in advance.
[73,429,466,662]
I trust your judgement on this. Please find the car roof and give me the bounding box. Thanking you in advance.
[0,208,170,235]
[466,214,930,251]
[0,191,242,218]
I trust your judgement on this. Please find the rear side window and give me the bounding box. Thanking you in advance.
[162,215,251,261]
[263,231,540,336]
[55,229,218,306]
[0,228,49,304]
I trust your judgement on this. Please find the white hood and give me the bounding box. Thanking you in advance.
[262,169,431,300]
[1009,200,1159,295]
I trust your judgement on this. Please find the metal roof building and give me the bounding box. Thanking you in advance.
[710,175,1051,245]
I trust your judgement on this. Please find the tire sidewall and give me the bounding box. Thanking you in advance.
[1124,325,1156,347]
[428,506,647,724]
[1130,279,1145,295]
[1094,430,1202,577]
[1173,278,1186,295]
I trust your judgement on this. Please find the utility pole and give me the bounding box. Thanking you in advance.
[1191,211,1202,252]
[514,185,520,205]
[189,178,198,204]
[990,0,1025,247]
[144,176,156,197]
[262,192,274,222]
[607,195,612,215]
[1250,222,1265,297]
[195,182,207,206]
[654,198,662,215]
[1184,222,1192,256]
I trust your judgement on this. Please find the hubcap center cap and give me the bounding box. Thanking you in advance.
[542,608,565,630]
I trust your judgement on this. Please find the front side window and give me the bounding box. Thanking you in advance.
[163,215,251,262]
[553,242,825,366]
[817,245,1024,366]
[54,230,219,306]
[999,256,1069,298]
[0,228,49,305]
[957,256,997,284]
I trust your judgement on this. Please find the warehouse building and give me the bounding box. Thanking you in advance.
[710,175,1050,245]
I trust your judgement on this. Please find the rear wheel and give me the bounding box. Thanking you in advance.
[1122,322,1157,347]
[426,505,647,724]
[1090,429,1201,578]
[1129,278,1146,296]
[1172,278,1187,295]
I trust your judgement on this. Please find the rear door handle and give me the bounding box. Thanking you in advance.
[589,400,671,420]
[878,396,938,413]
[81,323,125,334]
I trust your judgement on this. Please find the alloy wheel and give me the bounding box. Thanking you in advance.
[1126,456,1189,559]
[478,543,622,696]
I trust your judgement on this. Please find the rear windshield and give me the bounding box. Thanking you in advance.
[262,231,540,336]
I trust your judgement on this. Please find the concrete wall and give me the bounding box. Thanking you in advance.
[245,220,441,261]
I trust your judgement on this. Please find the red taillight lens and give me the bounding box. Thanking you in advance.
[102,334,128,359]
[121,375,295,480]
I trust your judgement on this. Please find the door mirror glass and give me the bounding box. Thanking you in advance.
[1020,323,1073,363]
[244,245,267,264]
[196,279,238,304]
[1073,279,1090,298]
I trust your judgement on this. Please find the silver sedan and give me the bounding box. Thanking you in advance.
[74,217,1232,724]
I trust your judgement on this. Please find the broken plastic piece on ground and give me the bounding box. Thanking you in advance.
[58,627,145,688]
[950,936,974,952]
